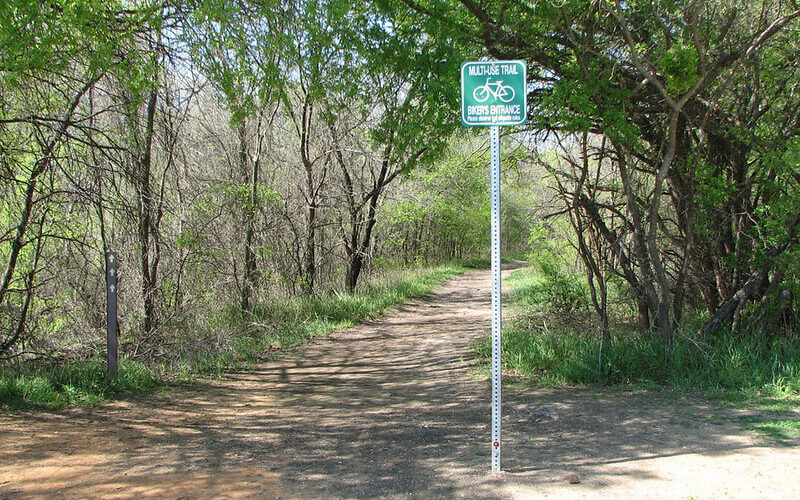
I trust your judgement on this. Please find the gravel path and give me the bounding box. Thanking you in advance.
[2,268,799,499]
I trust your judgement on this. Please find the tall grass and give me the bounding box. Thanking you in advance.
[477,326,800,395]
[1,264,466,410]
[476,266,800,398]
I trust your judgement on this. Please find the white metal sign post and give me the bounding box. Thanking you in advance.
[461,60,527,473]
[489,124,503,473]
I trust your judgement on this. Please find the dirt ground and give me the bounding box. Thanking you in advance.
[2,267,800,499]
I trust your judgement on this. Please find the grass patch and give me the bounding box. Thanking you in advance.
[1,263,466,411]
[0,359,164,411]
[714,395,800,445]
[743,419,800,445]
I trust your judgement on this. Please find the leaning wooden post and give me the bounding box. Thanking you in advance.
[106,251,118,380]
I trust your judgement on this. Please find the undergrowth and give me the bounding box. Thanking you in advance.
[476,266,800,399]
[1,264,466,410]
[185,264,466,377]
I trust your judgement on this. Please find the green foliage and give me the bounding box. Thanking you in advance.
[208,181,280,215]
[386,0,800,342]
[526,221,573,269]
[0,0,162,103]
[379,146,491,263]
[378,139,534,264]
[524,223,589,314]
[659,43,700,95]
[1,1,141,79]
[484,325,800,394]
[185,0,284,117]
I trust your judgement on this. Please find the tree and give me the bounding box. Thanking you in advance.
[387,0,800,348]
[323,0,467,291]
[185,0,284,309]
[0,0,158,354]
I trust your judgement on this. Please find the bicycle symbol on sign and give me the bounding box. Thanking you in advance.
[472,78,516,103]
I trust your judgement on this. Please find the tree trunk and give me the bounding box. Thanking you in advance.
[344,156,391,292]
[303,161,317,294]
[238,117,257,311]
[138,86,159,337]
[636,295,651,334]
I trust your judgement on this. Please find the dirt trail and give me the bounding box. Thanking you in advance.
[2,268,800,499]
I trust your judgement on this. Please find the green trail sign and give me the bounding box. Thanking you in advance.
[461,60,527,126]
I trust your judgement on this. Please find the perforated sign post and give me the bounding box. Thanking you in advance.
[461,60,527,473]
